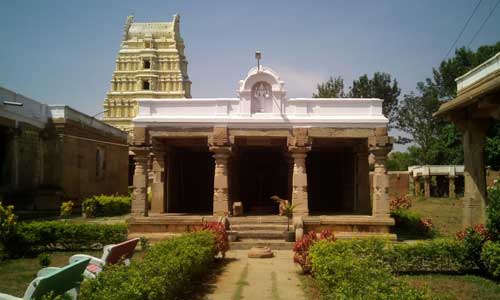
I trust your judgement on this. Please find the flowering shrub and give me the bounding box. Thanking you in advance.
[456,224,491,270]
[391,209,437,238]
[201,222,229,258]
[293,230,335,273]
[389,195,412,211]
[455,224,490,241]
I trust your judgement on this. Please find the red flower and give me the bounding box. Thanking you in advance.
[293,230,336,273]
[201,222,229,258]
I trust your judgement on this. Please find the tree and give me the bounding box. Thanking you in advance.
[434,42,500,99]
[396,42,500,167]
[313,76,346,98]
[395,80,445,164]
[386,149,420,171]
[349,72,401,127]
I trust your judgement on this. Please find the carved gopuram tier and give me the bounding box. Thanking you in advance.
[103,14,192,135]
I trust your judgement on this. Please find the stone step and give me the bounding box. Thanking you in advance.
[237,230,286,239]
[229,216,288,225]
[230,239,294,250]
[230,223,288,231]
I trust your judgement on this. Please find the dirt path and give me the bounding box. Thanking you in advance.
[203,250,306,300]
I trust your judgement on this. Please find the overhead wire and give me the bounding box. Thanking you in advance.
[444,0,483,60]
[467,0,500,47]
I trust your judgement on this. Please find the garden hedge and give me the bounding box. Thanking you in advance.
[481,241,500,279]
[310,240,433,300]
[79,231,218,300]
[3,221,127,256]
[82,195,131,217]
[384,238,467,273]
[391,209,436,239]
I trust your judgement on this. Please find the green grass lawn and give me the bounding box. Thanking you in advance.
[0,250,145,297]
[403,274,500,300]
[300,273,500,300]
[408,196,464,237]
[0,251,99,297]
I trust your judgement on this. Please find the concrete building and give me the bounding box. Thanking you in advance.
[102,15,192,135]
[0,86,128,210]
[435,51,500,227]
[128,66,395,240]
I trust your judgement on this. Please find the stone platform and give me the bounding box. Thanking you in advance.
[127,214,396,248]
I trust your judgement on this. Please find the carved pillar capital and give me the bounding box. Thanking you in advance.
[209,127,230,147]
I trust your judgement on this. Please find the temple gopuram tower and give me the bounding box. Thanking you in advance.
[103,14,191,134]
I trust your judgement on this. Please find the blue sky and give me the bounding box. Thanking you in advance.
[0,0,499,118]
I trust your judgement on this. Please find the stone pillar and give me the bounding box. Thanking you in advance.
[414,177,421,196]
[211,146,231,217]
[449,176,456,198]
[151,146,167,214]
[285,153,294,202]
[356,145,370,214]
[371,147,390,218]
[423,176,431,199]
[462,122,488,227]
[290,147,310,216]
[131,147,149,216]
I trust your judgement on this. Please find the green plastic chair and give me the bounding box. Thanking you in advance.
[0,258,90,300]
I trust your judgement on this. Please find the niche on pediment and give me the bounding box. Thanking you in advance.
[251,81,272,113]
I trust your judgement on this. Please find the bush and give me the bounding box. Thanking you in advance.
[0,202,17,258]
[310,240,433,300]
[38,252,52,267]
[391,209,437,239]
[79,231,217,300]
[82,195,130,218]
[456,224,491,271]
[4,221,127,256]
[60,201,74,218]
[384,238,466,273]
[201,222,229,258]
[293,230,335,273]
[487,180,500,239]
[481,241,500,278]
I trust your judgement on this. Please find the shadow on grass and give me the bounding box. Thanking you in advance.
[181,257,238,300]
[298,272,321,300]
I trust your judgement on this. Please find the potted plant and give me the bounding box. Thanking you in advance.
[282,202,297,242]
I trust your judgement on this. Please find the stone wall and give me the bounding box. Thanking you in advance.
[49,118,129,203]
[0,119,43,206]
[370,171,409,200]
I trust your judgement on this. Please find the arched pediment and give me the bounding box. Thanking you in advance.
[239,66,285,93]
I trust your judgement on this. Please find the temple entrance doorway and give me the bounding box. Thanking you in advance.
[168,141,214,214]
[232,143,288,215]
[307,138,370,215]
